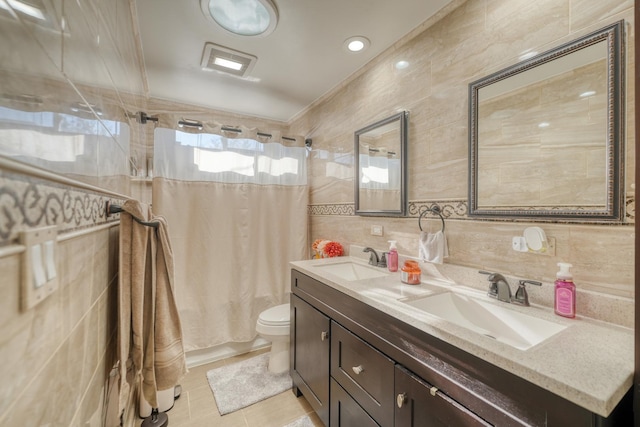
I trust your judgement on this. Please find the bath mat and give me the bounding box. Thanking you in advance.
[283,415,314,427]
[206,353,292,415]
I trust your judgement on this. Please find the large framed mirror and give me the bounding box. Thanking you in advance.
[468,21,624,221]
[355,111,408,216]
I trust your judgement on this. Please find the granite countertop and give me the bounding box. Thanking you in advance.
[290,256,634,418]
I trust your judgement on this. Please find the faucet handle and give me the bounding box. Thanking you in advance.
[512,280,542,306]
[379,252,387,268]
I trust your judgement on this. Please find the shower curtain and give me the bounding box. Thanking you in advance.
[152,128,308,352]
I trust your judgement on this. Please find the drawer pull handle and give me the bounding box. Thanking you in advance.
[321,331,329,341]
[397,392,407,408]
[352,365,364,375]
[429,386,438,397]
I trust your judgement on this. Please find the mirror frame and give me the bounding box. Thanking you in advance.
[468,21,625,221]
[355,111,408,217]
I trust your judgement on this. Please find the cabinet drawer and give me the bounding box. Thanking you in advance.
[395,365,493,427]
[330,378,380,427]
[331,321,394,427]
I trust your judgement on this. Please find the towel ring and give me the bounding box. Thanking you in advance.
[418,206,445,233]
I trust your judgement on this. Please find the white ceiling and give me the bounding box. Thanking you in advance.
[135,0,454,122]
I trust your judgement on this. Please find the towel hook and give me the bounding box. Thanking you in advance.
[418,206,445,233]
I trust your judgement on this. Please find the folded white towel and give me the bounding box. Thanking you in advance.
[419,230,449,264]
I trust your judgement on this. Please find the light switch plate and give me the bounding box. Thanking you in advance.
[370,225,383,236]
[19,226,58,311]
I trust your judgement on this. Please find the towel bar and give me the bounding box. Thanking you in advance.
[105,201,159,228]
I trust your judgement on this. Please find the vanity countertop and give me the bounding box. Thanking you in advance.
[290,256,634,418]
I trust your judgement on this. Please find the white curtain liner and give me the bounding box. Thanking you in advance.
[154,128,307,186]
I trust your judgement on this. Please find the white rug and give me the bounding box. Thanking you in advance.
[206,353,292,415]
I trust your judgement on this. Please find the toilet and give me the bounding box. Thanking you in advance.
[256,303,291,374]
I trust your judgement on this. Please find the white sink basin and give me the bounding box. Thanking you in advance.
[314,261,389,281]
[403,292,567,350]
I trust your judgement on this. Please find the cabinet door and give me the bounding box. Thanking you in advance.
[330,378,380,427]
[395,365,493,427]
[291,295,331,426]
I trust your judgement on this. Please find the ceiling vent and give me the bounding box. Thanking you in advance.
[201,43,257,77]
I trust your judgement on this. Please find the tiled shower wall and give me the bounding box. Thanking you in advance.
[0,0,145,426]
[290,0,636,302]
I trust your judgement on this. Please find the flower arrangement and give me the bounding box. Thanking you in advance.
[312,239,344,258]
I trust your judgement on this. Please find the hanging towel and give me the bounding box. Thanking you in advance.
[117,199,187,413]
[419,230,449,264]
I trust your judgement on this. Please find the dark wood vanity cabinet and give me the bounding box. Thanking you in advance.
[291,295,331,426]
[290,269,632,427]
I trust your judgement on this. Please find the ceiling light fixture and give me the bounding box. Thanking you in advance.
[214,57,243,71]
[200,0,278,37]
[201,43,257,77]
[343,36,370,53]
[580,90,596,98]
[395,60,410,70]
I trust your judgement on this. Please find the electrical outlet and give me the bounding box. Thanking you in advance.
[511,236,528,252]
[370,225,383,236]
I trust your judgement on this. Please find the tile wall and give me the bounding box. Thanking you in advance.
[0,0,145,426]
[0,0,636,425]
[290,0,636,309]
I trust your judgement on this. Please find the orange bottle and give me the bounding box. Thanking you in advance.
[401,260,421,285]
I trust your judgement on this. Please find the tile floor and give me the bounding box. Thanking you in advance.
[165,349,324,427]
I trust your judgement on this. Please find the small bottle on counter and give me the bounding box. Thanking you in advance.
[387,240,398,272]
[401,260,421,285]
[554,262,576,318]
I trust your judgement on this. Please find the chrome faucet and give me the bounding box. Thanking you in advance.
[363,247,381,267]
[479,271,542,305]
[479,271,512,303]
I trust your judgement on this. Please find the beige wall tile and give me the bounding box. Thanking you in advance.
[0,227,118,426]
[298,0,635,316]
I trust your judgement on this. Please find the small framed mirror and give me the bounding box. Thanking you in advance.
[469,21,624,221]
[355,111,408,216]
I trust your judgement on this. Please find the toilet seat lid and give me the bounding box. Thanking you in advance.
[258,303,290,326]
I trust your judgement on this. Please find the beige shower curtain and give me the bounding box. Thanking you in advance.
[152,128,308,352]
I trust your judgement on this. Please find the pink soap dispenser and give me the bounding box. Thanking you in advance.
[387,240,398,272]
[554,262,576,318]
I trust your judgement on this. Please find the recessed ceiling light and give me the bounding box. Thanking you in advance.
[200,0,278,37]
[538,122,550,128]
[344,36,370,53]
[395,60,410,70]
[201,43,257,77]
[580,90,596,98]
[214,57,243,71]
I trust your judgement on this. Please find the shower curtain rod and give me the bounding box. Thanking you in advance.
[106,202,159,228]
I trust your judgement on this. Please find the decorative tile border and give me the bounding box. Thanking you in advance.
[0,173,125,246]
[408,200,468,220]
[308,203,355,216]
[309,197,635,224]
